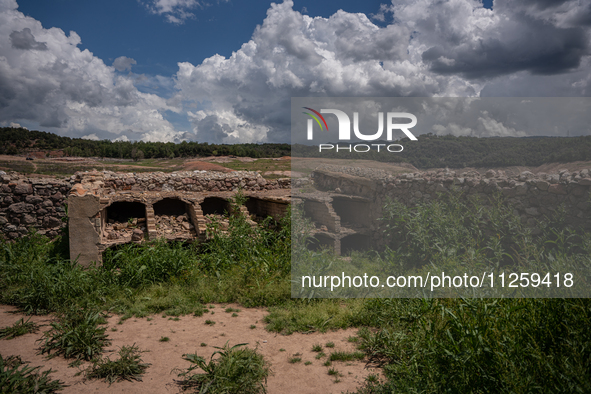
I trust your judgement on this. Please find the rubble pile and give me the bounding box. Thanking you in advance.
[155,213,195,238]
[104,218,146,242]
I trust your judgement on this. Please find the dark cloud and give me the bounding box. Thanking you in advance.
[422,13,588,79]
[10,28,47,50]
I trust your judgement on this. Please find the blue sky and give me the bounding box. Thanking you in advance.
[0,0,588,143]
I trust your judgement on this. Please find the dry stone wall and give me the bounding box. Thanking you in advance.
[80,170,291,193]
[312,167,591,232]
[0,171,70,239]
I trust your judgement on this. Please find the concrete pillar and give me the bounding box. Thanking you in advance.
[68,193,101,267]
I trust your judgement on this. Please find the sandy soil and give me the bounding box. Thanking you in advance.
[0,305,378,394]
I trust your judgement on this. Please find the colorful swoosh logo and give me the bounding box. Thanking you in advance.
[303,107,328,131]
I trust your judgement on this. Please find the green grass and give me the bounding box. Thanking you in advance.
[311,344,323,352]
[329,351,365,362]
[159,336,170,342]
[83,345,150,384]
[327,367,340,376]
[325,342,335,348]
[204,320,215,326]
[176,343,269,394]
[38,309,110,361]
[289,357,301,364]
[0,354,65,393]
[0,318,39,340]
[2,192,591,393]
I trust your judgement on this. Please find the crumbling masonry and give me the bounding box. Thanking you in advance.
[67,170,290,266]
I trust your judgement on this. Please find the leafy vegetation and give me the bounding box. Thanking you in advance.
[0,189,590,392]
[0,318,39,340]
[38,309,110,361]
[83,345,150,385]
[0,354,65,393]
[176,343,269,394]
[294,134,591,169]
[0,127,290,159]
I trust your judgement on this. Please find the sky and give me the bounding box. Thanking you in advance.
[0,0,589,144]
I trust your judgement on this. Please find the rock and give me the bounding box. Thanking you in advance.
[131,229,144,241]
[43,216,62,228]
[14,183,33,194]
[51,192,63,201]
[485,170,496,178]
[515,183,528,195]
[8,202,34,214]
[519,171,534,181]
[548,184,567,195]
[42,199,54,207]
[21,214,37,225]
[535,180,549,191]
[25,195,44,204]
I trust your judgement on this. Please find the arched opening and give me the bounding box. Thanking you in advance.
[106,201,146,223]
[153,198,187,216]
[307,233,335,252]
[103,201,147,242]
[153,198,196,239]
[201,197,230,216]
[341,234,371,255]
[331,197,371,228]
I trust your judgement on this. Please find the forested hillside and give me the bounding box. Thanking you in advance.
[0,127,290,159]
[2,127,591,169]
[293,134,591,168]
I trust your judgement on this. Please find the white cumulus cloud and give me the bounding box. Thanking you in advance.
[0,0,184,142]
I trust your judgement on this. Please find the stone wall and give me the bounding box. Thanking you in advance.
[312,168,591,232]
[298,167,591,255]
[74,170,291,193]
[0,172,70,239]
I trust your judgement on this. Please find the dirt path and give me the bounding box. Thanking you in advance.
[0,305,378,394]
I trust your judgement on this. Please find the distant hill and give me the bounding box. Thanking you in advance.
[0,127,291,160]
[2,127,590,169]
[293,133,591,169]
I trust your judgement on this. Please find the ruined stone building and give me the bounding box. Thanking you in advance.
[294,166,591,255]
[0,170,290,266]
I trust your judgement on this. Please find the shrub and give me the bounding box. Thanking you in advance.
[0,354,65,393]
[38,309,110,361]
[176,343,269,394]
[83,345,150,385]
[0,318,39,340]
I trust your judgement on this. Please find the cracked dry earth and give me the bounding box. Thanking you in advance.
[0,305,380,394]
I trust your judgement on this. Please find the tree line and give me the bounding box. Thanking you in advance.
[293,134,591,168]
[0,127,290,160]
[2,127,591,168]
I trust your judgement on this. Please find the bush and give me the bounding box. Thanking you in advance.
[0,354,65,393]
[38,309,110,361]
[176,343,269,394]
[0,318,39,340]
[83,345,150,385]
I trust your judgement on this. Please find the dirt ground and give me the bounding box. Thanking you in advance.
[182,160,235,172]
[0,305,379,394]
